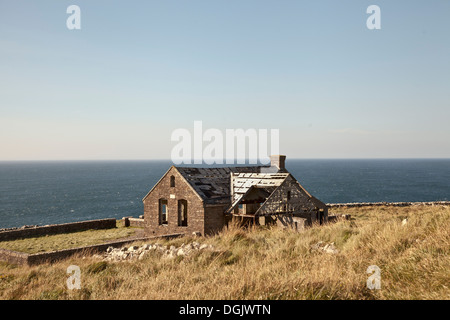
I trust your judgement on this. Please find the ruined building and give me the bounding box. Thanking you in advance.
[142,155,328,236]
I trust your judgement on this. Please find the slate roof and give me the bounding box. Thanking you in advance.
[175,166,275,204]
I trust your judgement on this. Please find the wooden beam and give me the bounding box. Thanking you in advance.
[231,213,256,218]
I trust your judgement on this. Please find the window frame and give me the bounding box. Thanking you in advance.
[159,199,168,225]
[178,199,188,227]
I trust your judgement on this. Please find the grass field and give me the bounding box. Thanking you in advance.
[0,220,138,254]
[0,205,448,300]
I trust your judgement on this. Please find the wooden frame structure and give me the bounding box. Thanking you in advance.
[226,173,327,226]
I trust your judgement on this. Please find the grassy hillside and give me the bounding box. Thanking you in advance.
[0,205,448,300]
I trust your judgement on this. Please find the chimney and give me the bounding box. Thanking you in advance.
[270,155,286,170]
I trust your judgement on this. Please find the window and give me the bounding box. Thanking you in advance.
[287,191,291,201]
[178,199,188,227]
[159,199,168,225]
[170,176,175,188]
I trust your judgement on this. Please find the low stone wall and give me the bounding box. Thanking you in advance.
[0,248,29,265]
[26,237,150,266]
[327,201,450,208]
[122,217,145,228]
[128,218,145,227]
[0,218,117,242]
[0,233,183,266]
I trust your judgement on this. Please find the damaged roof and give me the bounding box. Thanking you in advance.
[228,172,290,211]
[175,166,276,204]
[230,172,290,203]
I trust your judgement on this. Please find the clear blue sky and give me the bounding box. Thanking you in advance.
[0,0,449,160]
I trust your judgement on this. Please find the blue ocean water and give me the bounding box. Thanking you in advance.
[0,159,449,229]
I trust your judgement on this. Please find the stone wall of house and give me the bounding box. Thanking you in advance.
[144,167,205,237]
[276,216,309,232]
[0,218,117,242]
[204,204,229,235]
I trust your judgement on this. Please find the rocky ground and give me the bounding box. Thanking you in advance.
[96,241,214,262]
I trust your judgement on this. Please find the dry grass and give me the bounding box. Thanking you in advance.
[0,205,448,300]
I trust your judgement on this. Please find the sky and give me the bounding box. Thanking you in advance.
[0,0,449,160]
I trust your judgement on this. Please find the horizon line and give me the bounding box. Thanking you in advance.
[1,157,450,162]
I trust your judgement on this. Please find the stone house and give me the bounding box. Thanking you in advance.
[142,155,327,237]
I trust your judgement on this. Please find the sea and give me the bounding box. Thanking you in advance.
[0,159,449,229]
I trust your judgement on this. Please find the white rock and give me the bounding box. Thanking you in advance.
[323,242,339,254]
[311,241,323,251]
[311,241,338,254]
